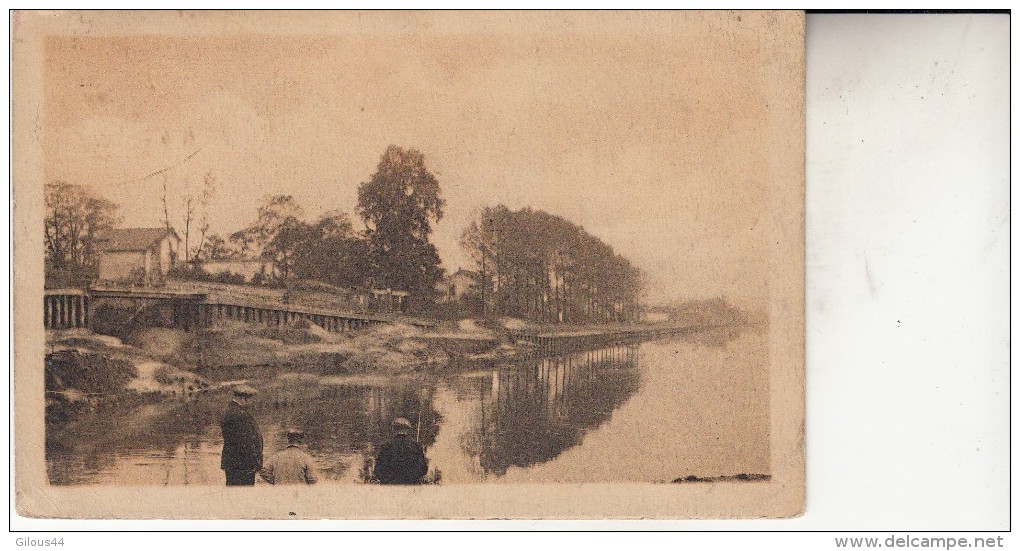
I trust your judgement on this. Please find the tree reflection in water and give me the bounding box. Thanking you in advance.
[460,345,641,476]
[48,336,761,485]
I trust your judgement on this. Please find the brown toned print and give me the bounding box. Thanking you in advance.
[13,10,804,519]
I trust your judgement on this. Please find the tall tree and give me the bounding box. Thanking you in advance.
[357,146,445,310]
[161,175,172,236]
[262,216,310,281]
[229,195,304,259]
[191,170,217,262]
[461,205,642,324]
[44,181,120,284]
[182,194,195,263]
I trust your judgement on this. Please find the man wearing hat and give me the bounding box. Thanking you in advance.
[259,428,319,485]
[372,417,429,485]
[220,384,264,486]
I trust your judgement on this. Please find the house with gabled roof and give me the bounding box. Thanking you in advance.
[436,268,480,303]
[95,227,180,285]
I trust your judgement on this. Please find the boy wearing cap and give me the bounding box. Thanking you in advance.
[260,429,319,485]
[373,417,429,485]
[220,384,264,486]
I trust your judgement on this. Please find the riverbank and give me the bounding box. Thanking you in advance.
[43,319,510,408]
[45,330,212,424]
[46,325,768,485]
[44,317,727,408]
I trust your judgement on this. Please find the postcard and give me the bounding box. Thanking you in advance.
[13,9,804,519]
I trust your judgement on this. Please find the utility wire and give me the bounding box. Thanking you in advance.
[111,148,201,187]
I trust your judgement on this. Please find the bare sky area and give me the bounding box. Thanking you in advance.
[44,13,773,307]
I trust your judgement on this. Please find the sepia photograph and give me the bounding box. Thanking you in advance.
[13,10,804,519]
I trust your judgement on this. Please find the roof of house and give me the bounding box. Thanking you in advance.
[96,228,179,252]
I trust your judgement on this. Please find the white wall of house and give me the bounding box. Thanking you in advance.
[201,259,274,281]
[158,237,176,275]
[96,230,179,285]
[98,251,146,281]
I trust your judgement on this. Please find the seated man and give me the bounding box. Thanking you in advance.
[373,417,428,485]
[259,428,319,485]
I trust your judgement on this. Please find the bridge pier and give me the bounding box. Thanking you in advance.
[44,291,88,329]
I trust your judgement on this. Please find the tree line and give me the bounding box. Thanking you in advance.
[45,146,445,312]
[44,181,120,287]
[460,206,642,324]
[193,145,445,312]
[194,195,372,290]
[46,145,643,323]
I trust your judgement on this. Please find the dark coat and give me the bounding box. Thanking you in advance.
[374,435,428,485]
[220,401,263,472]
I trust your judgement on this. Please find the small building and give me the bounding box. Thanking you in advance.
[199,257,277,282]
[96,227,180,286]
[436,268,480,303]
[368,288,410,314]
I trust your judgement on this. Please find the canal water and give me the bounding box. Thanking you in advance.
[46,327,769,485]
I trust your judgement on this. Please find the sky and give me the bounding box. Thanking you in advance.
[44,13,776,307]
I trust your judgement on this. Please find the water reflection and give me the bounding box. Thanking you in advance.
[47,377,444,485]
[271,379,441,479]
[456,346,641,476]
[46,392,225,485]
[46,331,764,485]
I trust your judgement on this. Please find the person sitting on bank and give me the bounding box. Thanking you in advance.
[373,417,429,485]
[260,428,319,485]
[220,384,264,486]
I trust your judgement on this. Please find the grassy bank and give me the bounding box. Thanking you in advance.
[44,316,701,412]
[45,330,212,423]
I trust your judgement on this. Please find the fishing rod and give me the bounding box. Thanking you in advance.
[415,386,424,443]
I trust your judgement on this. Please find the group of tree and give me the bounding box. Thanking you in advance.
[195,146,445,312]
[45,145,643,323]
[44,181,120,287]
[460,205,642,324]
[196,194,372,290]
